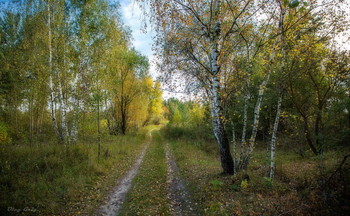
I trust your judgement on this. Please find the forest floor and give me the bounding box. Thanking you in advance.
[1,127,349,215]
[104,128,349,216]
[0,133,148,216]
[165,137,350,216]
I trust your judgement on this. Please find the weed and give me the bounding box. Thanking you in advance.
[210,179,224,190]
[230,183,240,191]
[263,177,273,188]
[240,179,249,189]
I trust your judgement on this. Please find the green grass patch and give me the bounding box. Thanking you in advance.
[0,133,146,215]
[120,131,170,216]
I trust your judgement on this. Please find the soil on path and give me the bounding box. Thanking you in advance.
[96,134,151,216]
[165,143,198,216]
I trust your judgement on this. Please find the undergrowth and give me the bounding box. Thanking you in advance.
[0,133,146,215]
[164,128,350,216]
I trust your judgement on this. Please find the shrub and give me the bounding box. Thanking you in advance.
[0,121,11,144]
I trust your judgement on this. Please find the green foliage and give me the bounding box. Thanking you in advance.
[230,183,240,191]
[263,177,273,188]
[163,98,212,143]
[0,121,11,144]
[286,0,299,8]
[210,179,224,190]
[146,81,165,125]
[240,179,249,189]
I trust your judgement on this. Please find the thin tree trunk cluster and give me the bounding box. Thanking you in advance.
[47,2,76,145]
[230,72,271,172]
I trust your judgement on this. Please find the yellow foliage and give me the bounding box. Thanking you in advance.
[0,123,11,144]
[241,179,249,189]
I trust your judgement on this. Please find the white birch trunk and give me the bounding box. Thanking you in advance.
[47,2,59,139]
[208,0,234,174]
[245,72,270,162]
[59,28,69,144]
[270,95,282,179]
[241,92,248,161]
[270,7,286,178]
[70,83,79,143]
[58,81,68,144]
[210,75,234,174]
[250,73,270,143]
[231,121,237,174]
[209,97,219,142]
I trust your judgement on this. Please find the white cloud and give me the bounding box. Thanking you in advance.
[119,0,189,100]
[120,0,157,78]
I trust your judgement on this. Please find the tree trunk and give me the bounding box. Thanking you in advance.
[59,31,69,145]
[120,99,128,135]
[241,92,248,162]
[270,95,282,179]
[58,81,68,144]
[47,3,60,141]
[315,105,323,148]
[210,80,234,174]
[207,0,234,174]
[97,97,101,161]
[242,72,270,166]
[269,6,285,178]
[29,93,34,147]
[231,121,237,174]
[348,92,350,128]
[302,115,318,155]
[71,116,78,143]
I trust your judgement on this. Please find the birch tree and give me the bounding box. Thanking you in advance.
[135,0,268,174]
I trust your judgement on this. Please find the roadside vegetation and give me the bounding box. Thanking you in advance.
[0,134,146,215]
[161,98,349,215]
[165,128,349,216]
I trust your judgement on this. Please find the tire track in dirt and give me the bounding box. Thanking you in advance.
[96,132,153,216]
[165,143,198,216]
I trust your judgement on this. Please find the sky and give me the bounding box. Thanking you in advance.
[119,1,156,76]
[119,0,189,100]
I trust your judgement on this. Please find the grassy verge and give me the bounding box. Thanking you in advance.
[167,134,350,216]
[0,133,146,215]
[120,131,170,216]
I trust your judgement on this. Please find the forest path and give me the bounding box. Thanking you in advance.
[96,131,153,216]
[165,142,198,216]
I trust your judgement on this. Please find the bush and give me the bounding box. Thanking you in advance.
[0,121,11,144]
[162,124,213,141]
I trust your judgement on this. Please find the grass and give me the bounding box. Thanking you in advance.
[166,131,350,216]
[120,130,170,216]
[0,133,146,215]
